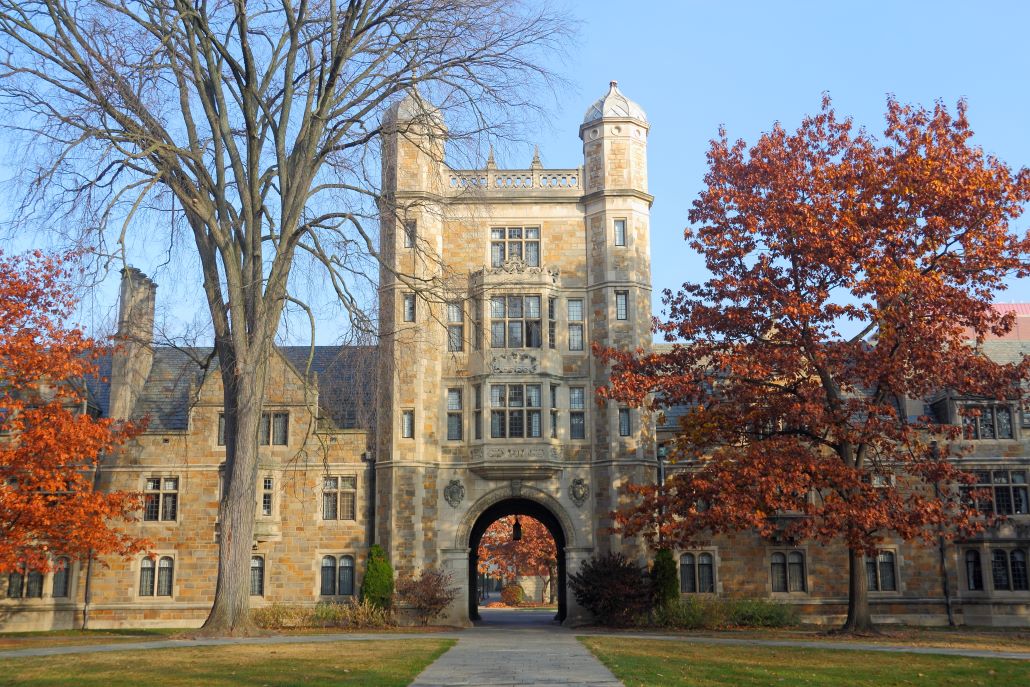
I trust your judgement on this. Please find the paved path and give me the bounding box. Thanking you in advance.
[409,608,623,687]
[2,608,1028,672]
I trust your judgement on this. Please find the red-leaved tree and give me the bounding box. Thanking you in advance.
[599,97,1030,632]
[478,515,557,602]
[0,251,147,575]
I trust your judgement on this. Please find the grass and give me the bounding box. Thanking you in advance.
[591,625,1030,654]
[3,638,454,686]
[0,628,183,651]
[580,637,1030,687]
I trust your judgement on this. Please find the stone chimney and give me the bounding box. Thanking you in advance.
[108,267,156,420]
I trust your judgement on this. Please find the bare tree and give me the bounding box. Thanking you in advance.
[0,0,569,635]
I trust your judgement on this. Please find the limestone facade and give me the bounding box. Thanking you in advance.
[2,83,1028,630]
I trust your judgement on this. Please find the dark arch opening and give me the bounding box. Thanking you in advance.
[467,497,567,623]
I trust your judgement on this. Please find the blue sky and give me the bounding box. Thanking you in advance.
[3,1,1030,342]
[534,0,1030,323]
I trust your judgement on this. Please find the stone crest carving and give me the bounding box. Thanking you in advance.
[491,351,538,374]
[509,479,523,497]
[471,263,561,285]
[485,446,549,460]
[569,478,588,507]
[443,480,465,508]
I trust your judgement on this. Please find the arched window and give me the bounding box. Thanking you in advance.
[992,549,1011,590]
[770,552,787,592]
[250,556,264,596]
[7,570,23,599]
[1011,550,1028,591]
[338,556,355,596]
[965,550,983,591]
[139,558,156,596]
[698,553,715,593]
[24,571,43,598]
[787,552,806,592]
[52,557,70,598]
[320,556,337,595]
[156,557,174,596]
[680,553,696,593]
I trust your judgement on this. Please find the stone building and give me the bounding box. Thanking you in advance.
[1,83,1028,630]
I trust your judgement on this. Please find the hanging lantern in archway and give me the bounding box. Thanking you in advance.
[512,516,522,541]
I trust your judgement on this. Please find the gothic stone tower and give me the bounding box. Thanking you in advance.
[377,82,654,625]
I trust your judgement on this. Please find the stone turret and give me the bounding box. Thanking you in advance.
[580,81,654,553]
[108,267,156,420]
[377,90,449,570]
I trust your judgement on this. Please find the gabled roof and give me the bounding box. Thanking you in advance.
[85,345,376,432]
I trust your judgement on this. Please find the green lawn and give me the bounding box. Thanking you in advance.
[0,628,183,651]
[580,637,1030,687]
[4,639,454,687]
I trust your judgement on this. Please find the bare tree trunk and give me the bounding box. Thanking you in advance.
[548,562,557,604]
[841,548,873,633]
[200,349,268,635]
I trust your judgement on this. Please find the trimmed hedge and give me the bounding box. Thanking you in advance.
[654,597,798,629]
[251,599,393,630]
[500,583,525,606]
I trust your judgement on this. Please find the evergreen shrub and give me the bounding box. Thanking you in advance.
[650,548,679,611]
[360,544,394,610]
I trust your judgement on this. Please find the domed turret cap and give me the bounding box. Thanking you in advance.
[385,88,445,127]
[582,80,648,125]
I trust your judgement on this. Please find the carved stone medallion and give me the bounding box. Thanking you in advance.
[491,351,538,374]
[509,479,523,497]
[443,480,465,508]
[569,478,588,507]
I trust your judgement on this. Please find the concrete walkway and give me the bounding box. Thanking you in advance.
[1,609,1028,671]
[409,608,623,686]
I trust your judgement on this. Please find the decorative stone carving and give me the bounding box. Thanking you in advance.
[500,256,527,273]
[443,480,465,508]
[550,446,562,461]
[569,478,588,507]
[469,263,561,285]
[510,479,523,497]
[491,351,538,374]
[484,446,549,460]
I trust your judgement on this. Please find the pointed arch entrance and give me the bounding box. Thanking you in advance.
[466,497,568,623]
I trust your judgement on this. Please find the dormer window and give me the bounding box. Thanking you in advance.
[962,404,1014,440]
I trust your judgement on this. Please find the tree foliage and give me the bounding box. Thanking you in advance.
[0,250,147,573]
[599,97,1030,631]
[360,544,394,610]
[568,552,651,627]
[0,0,568,634]
[477,515,556,583]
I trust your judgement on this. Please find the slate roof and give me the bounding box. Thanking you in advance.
[85,345,376,432]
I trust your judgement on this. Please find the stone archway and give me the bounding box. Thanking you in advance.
[464,495,570,623]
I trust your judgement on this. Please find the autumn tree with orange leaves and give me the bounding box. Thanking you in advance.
[0,251,146,578]
[478,515,557,602]
[599,97,1030,632]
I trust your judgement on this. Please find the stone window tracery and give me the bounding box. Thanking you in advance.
[490,295,542,349]
[680,552,716,593]
[143,476,178,522]
[771,551,806,593]
[491,227,540,267]
[490,383,542,438]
